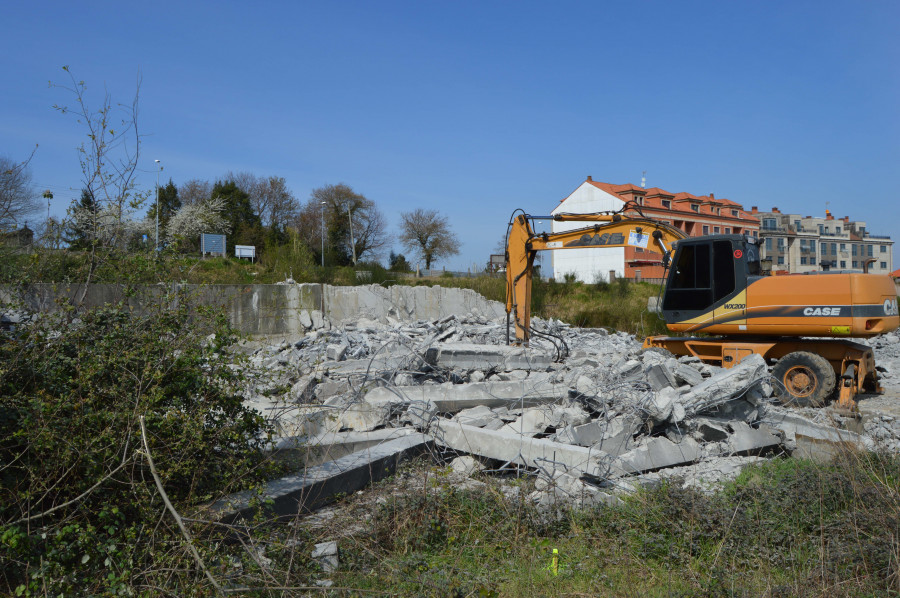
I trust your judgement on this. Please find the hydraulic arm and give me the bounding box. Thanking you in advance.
[504,211,687,343]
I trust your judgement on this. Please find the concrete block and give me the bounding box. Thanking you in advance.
[404,400,438,430]
[337,401,393,431]
[645,386,679,423]
[312,541,339,573]
[762,410,873,461]
[452,405,499,427]
[326,343,348,362]
[674,363,705,386]
[449,455,484,476]
[424,343,553,372]
[210,433,433,522]
[647,364,677,391]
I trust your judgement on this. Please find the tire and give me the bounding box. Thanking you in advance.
[772,351,836,407]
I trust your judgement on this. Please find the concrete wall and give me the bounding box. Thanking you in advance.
[1,283,506,337]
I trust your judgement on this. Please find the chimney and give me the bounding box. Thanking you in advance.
[709,193,715,199]
[751,206,758,213]
[586,175,592,182]
[772,207,780,213]
[825,209,833,220]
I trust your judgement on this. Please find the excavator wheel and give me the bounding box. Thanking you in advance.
[772,351,836,408]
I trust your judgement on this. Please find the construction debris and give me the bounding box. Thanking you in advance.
[209,301,900,517]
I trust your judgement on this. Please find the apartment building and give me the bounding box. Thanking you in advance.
[752,207,893,275]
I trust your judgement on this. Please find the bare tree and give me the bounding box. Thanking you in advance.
[178,179,212,206]
[298,183,390,265]
[399,208,461,270]
[0,153,41,232]
[53,66,147,250]
[226,171,299,232]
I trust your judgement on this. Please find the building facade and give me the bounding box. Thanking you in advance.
[551,177,760,282]
[752,207,893,275]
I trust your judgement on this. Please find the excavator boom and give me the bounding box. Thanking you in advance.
[504,211,686,343]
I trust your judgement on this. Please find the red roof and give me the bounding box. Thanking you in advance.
[891,268,900,278]
[587,179,741,207]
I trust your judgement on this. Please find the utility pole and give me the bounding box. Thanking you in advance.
[154,159,162,252]
[320,201,326,267]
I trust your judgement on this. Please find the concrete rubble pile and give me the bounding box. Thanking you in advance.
[233,307,899,515]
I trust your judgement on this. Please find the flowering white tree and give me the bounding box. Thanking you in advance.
[164,195,228,247]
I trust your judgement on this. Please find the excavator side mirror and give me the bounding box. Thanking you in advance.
[662,251,671,268]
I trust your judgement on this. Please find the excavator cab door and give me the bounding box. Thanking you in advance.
[661,236,749,330]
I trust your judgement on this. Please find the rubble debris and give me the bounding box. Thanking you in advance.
[205,299,900,512]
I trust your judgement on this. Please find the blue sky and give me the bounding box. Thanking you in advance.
[2,1,898,270]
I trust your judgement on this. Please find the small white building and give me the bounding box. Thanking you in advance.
[551,179,626,282]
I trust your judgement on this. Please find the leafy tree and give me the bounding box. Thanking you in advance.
[0,154,40,232]
[146,178,181,231]
[65,188,99,250]
[399,208,461,270]
[296,183,390,266]
[389,250,412,272]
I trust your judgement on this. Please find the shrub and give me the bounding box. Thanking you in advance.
[0,292,279,595]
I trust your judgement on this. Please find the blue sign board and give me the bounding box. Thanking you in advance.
[201,233,226,256]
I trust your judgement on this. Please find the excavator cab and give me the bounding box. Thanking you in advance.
[661,235,759,327]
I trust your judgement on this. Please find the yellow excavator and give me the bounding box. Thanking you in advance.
[504,208,900,410]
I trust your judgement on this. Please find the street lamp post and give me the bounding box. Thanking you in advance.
[320,201,326,267]
[154,159,162,252]
[346,204,357,265]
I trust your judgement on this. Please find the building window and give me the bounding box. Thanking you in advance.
[714,226,720,234]
[881,245,887,253]
[836,226,841,234]
[635,247,643,253]
[777,238,785,248]
[777,256,785,265]
[765,238,772,250]
[852,245,857,256]
[801,257,808,265]
[731,209,739,217]
[841,260,846,268]
[831,243,837,254]
[810,240,815,252]
[763,218,776,230]
[691,204,699,212]
[794,220,800,230]
[725,227,731,234]
[661,200,670,209]
[852,261,858,268]
[867,245,873,256]
[882,262,888,269]
[818,224,824,235]
[825,227,830,234]
[703,225,709,235]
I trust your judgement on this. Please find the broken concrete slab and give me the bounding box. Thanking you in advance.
[673,363,705,386]
[210,433,433,522]
[762,410,874,461]
[431,420,621,479]
[337,401,393,431]
[614,437,702,475]
[273,428,419,468]
[363,376,566,413]
[424,343,553,372]
[449,455,484,476]
[681,353,768,416]
[726,421,782,455]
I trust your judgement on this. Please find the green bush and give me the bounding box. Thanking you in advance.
[0,293,279,595]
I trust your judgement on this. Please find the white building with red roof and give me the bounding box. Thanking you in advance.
[551,177,759,282]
